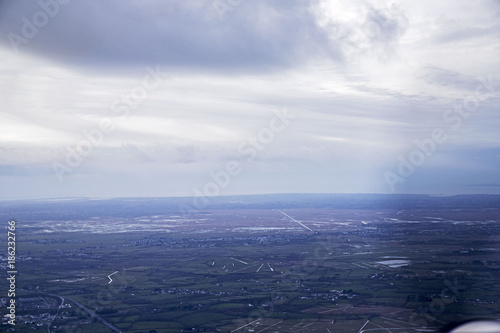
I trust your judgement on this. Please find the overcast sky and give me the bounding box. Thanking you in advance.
[0,0,499,200]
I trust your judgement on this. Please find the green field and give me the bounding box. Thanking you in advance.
[2,206,499,332]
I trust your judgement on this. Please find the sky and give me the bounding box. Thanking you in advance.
[0,0,499,200]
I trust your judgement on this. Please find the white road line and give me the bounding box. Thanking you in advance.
[232,264,258,273]
[107,271,119,284]
[267,263,274,271]
[277,210,314,231]
[369,321,393,333]
[231,319,261,332]
[231,257,248,265]
[255,320,283,333]
[257,264,264,272]
[357,320,370,333]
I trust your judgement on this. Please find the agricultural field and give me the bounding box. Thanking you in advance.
[0,194,499,332]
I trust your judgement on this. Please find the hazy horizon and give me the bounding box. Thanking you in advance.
[2,191,499,203]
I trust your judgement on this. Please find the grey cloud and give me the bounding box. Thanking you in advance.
[0,0,339,72]
[1,1,499,199]
[424,67,498,93]
[365,4,408,42]
[423,67,482,91]
[330,2,408,61]
[435,24,500,44]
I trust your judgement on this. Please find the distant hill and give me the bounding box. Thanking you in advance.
[1,193,499,221]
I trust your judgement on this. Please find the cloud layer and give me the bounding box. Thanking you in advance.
[0,0,341,71]
[0,0,499,199]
